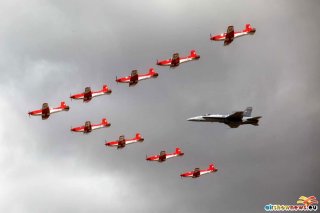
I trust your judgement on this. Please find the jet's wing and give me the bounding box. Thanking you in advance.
[226,111,243,120]
[226,123,240,128]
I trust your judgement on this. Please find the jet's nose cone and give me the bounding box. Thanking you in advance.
[187,117,196,121]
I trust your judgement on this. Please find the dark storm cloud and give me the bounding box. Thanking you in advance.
[0,0,319,212]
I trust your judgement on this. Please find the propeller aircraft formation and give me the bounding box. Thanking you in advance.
[28,24,259,179]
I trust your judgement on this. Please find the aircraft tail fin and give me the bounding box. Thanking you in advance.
[245,24,256,33]
[209,163,217,172]
[175,147,182,155]
[136,133,144,141]
[245,24,252,30]
[101,118,110,126]
[60,101,70,111]
[243,107,253,117]
[103,84,112,93]
[149,68,158,77]
[149,68,155,74]
[136,133,142,139]
[190,50,198,58]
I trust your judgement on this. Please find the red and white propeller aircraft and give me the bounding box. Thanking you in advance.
[115,68,158,87]
[180,163,218,178]
[70,118,111,134]
[105,133,144,149]
[156,50,200,67]
[146,147,184,162]
[70,85,112,102]
[28,102,70,120]
[210,24,256,46]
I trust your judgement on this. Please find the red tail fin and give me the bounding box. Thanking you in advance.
[149,68,155,74]
[208,163,217,171]
[190,50,197,57]
[136,133,142,139]
[60,101,69,111]
[102,84,112,93]
[175,147,182,154]
[101,118,108,125]
[148,68,158,77]
[245,24,256,34]
[190,50,200,59]
[60,101,66,107]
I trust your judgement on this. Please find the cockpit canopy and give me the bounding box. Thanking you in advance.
[160,151,166,156]
[131,70,138,76]
[172,53,179,60]
[42,103,49,109]
[119,135,125,142]
[85,121,91,127]
[85,87,91,93]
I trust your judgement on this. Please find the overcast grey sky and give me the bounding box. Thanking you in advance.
[0,0,319,212]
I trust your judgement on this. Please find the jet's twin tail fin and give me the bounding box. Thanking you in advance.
[243,107,253,117]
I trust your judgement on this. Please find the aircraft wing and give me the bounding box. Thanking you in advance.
[226,123,240,128]
[224,26,234,45]
[226,111,243,120]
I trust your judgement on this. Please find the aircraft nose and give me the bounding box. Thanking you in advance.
[187,117,197,121]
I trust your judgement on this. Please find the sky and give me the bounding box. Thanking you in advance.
[0,0,319,212]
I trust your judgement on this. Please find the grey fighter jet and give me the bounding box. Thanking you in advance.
[187,107,262,128]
